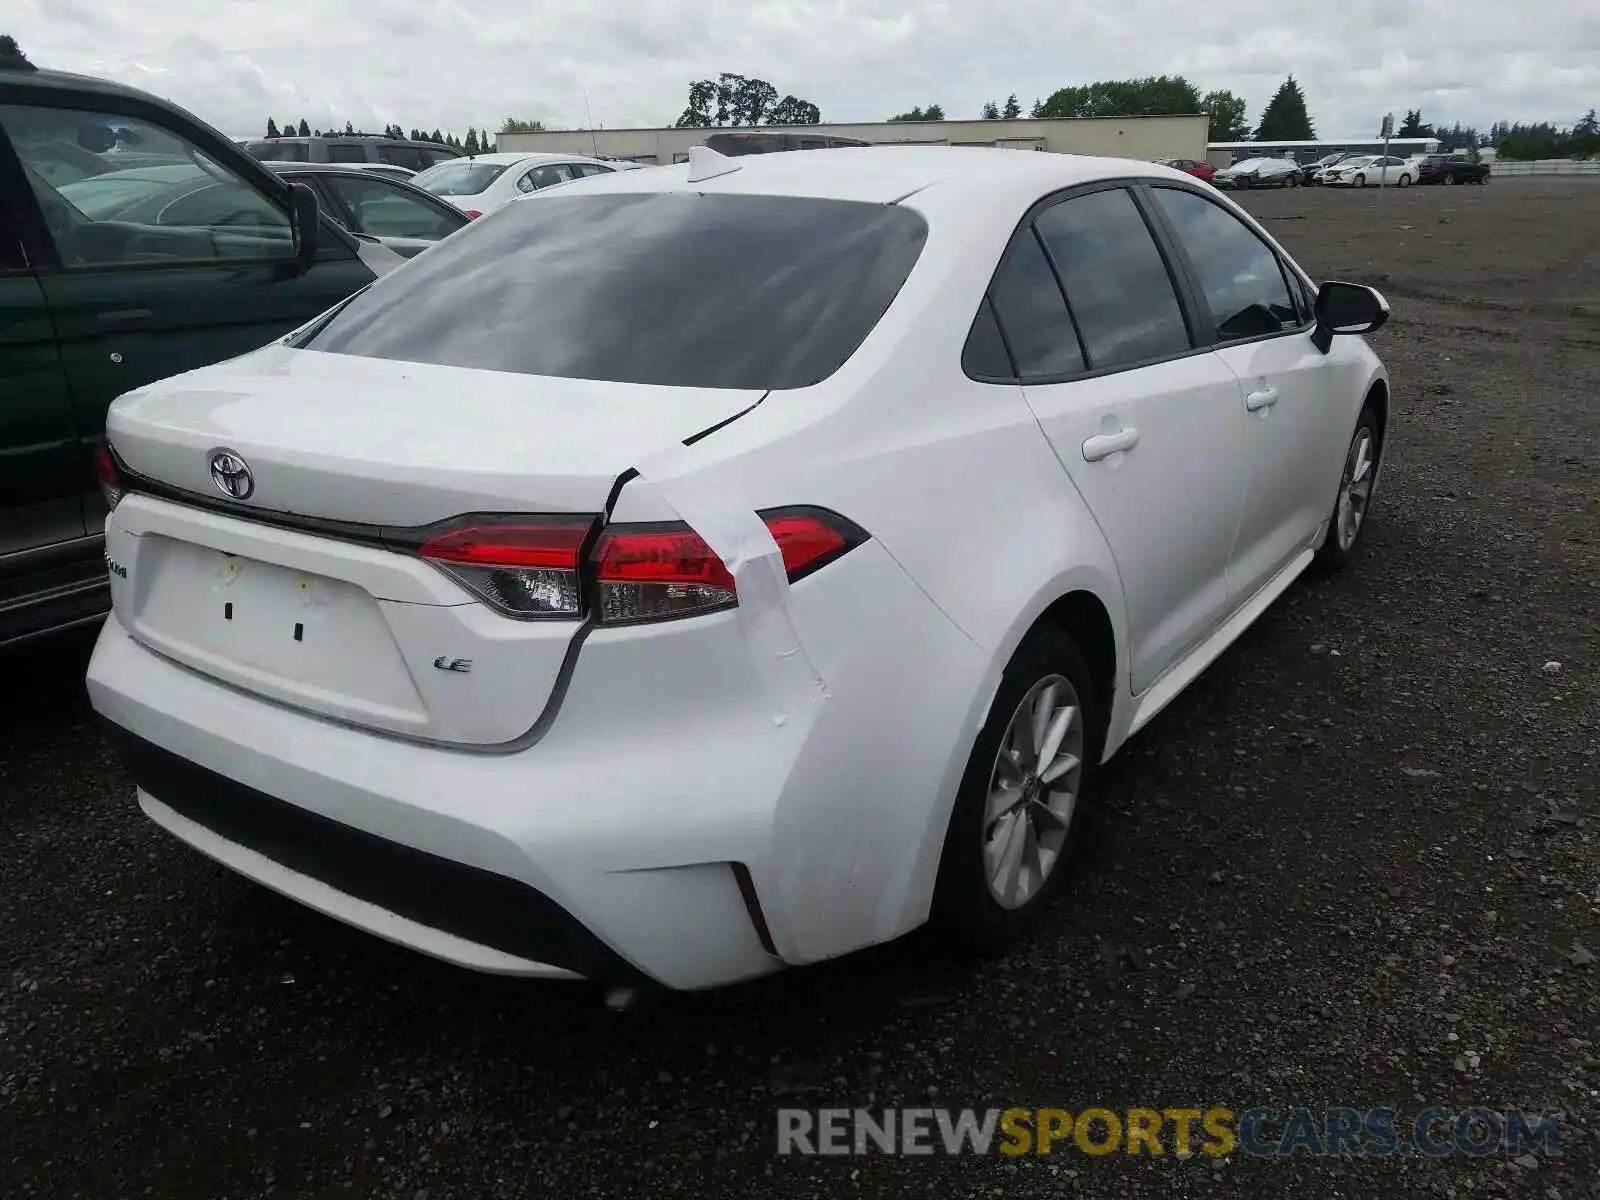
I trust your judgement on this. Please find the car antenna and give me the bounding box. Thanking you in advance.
[686,144,741,183]
[581,89,601,159]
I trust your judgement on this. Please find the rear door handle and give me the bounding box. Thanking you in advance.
[1245,386,1279,411]
[97,308,153,332]
[1081,427,1140,462]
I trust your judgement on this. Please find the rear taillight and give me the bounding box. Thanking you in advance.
[92,442,123,511]
[590,509,858,626]
[415,508,863,625]
[418,517,597,618]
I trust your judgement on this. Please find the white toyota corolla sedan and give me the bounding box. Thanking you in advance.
[87,146,1391,992]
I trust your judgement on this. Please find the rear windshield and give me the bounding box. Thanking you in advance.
[705,134,791,156]
[296,192,928,390]
[412,161,509,196]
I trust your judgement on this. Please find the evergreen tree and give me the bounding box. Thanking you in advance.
[265,117,280,138]
[1002,94,1022,120]
[298,118,311,137]
[981,100,1001,120]
[1254,75,1315,141]
[0,34,33,68]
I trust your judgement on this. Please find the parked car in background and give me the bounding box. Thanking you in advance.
[1214,157,1301,189]
[703,131,871,155]
[1161,158,1214,183]
[336,162,417,182]
[0,61,398,647]
[1416,154,1490,185]
[411,152,625,218]
[265,163,469,256]
[87,146,1392,992]
[1323,156,1415,187]
[1301,152,1362,185]
[244,134,460,172]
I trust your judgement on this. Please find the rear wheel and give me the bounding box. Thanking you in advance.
[1444,173,1458,186]
[1397,173,1412,187]
[932,627,1101,949]
[1314,402,1380,573]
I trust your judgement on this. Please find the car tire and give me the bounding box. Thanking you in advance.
[1445,173,1458,186]
[1397,173,1412,187]
[931,626,1102,951]
[1313,401,1381,574]
[1353,174,1366,188]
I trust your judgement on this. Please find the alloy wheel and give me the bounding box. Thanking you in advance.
[1336,428,1376,550]
[982,675,1085,909]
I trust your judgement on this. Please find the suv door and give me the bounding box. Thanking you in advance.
[0,100,375,526]
[1145,183,1361,599]
[973,184,1250,694]
[0,152,100,641]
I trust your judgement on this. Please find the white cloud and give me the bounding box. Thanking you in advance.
[6,0,1594,139]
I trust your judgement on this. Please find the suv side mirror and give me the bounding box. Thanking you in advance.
[1310,281,1390,352]
[288,182,320,272]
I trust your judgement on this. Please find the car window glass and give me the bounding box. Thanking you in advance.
[324,175,458,240]
[1151,187,1299,340]
[2,103,293,267]
[1034,188,1190,369]
[419,148,458,167]
[571,163,610,178]
[414,161,509,196]
[522,163,576,191]
[326,143,369,163]
[961,296,1016,379]
[298,192,928,390]
[378,145,423,171]
[985,227,1085,378]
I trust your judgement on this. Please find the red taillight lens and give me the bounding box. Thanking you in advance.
[464,209,482,219]
[418,518,596,618]
[590,509,858,626]
[92,442,123,511]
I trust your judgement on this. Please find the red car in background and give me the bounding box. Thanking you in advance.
[1162,158,1215,183]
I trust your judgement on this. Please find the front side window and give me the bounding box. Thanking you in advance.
[378,145,424,171]
[296,192,928,390]
[1034,188,1191,370]
[1151,187,1299,341]
[323,175,461,240]
[1,103,292,266]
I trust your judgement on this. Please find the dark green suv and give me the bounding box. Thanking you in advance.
[1,63,391,646]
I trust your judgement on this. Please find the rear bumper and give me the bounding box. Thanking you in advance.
[87,532,989,989]
[103,721,644,982]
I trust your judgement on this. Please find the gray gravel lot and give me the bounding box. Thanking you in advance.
[2,178,1597,1199]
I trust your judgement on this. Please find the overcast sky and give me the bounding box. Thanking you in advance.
[8,0,1594,140]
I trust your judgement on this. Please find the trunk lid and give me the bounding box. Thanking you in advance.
[105,345,763,745]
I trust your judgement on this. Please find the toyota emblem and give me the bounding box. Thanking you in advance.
[208,449,255,500]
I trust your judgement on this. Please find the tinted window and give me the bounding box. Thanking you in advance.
[3,104,293,266]
[419,148,459,167]
[571,163,612,178]
[517,163,575,192]
[248,140,309,162]
[323,175,462,240]
[961,296,1015,379]
[378,145,424,171]
[705,134,789,156]
[1034,188,1190,369]
[985,228,1084,379]
[1151,187,1298,340]
[413,161,509,196]
[326,143,369,163]
[298,193,928,390]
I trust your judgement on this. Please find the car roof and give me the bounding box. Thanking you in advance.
[0,64,158,101]
[266,162,409,177]
[429,151,614,168]
[541,145,1201,209]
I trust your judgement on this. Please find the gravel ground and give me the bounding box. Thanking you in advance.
[3,178,1597,1199]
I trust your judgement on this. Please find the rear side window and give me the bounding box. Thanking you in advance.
[1034,188,1190,370]
[297,192,928,390]
[325,143,369,163]
[248,140,309,162]
[378,145,424,171]
[1151,187,1299,340]
[975,228,1084,379]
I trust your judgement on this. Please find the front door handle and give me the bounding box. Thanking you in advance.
[1245,385,1279,411]
[1082,427,1140,462]
[97,308,153,332]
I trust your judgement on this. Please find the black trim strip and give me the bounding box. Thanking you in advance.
[100,719,650,985]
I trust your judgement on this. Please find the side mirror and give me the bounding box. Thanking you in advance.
[1310,281,1390,353]
[288,182,320,272]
